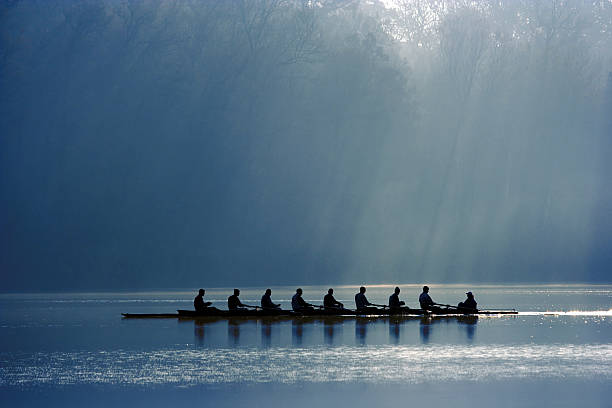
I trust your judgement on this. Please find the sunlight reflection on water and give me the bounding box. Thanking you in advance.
[2,344,611,386]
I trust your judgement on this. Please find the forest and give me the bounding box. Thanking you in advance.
[1,0,612,290]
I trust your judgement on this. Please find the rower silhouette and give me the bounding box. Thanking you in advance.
[388,286,406,311]
[355,286,381,314]
[458,291,478,312]
[419,286,434,311]
[292,288,315,312]
[228,289,247,310]
[194,289,212,311]
[261,288,281,309]
[324,288,344,309]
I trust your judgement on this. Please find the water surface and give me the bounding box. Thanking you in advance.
[1,284,611,407]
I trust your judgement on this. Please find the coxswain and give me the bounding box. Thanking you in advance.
[458,291,478,312]
[261,288,281,309]
[388,286,406,310]
[194,288,212,312]
[323,288,344,309]
[228,289,248,310]
[292,288,315,312]
[419,285,435,310]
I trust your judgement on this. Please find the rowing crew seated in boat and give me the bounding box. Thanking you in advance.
[261,288,281,310]
[419,286,479,313]
[292,288,316,312]
[324,288,344,309]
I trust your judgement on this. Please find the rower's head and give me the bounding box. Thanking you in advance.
[265,288,272,296]
[359,286,366,294]
[466,291,473,298]
[198,289,205,296]
[234,288,240,296]
[423,286,429,293]
[328,288,334,295]
[394,286,400,294]
[296,288,303,295]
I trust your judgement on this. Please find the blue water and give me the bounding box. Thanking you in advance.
[1,284,611,407]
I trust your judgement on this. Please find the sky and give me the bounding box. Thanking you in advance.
[1,0,611,291]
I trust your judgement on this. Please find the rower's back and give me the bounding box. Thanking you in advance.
[228,289,241,310]
[419,286,433,309]
[355,291,368,309]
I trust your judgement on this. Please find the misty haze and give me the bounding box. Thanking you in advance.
[1,0,611,291]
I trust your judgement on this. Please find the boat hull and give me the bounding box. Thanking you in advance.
[122,309,517,319]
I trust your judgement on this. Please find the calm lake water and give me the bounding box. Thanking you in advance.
[1,284,611,407]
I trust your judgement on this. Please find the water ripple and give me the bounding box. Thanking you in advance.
[1,344,611,387]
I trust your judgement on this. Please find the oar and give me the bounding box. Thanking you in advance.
[371,303,389,309]
[244,304,261,310]
[433,302,515,313]
[433,302,476,312]
[433,302,459,309]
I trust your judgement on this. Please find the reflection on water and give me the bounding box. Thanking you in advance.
[195,320,205,344]
[389,320,401,344]
[292,320,303,346]
[324,320,342,345]
[188,316,483,347]
[420,316,478,343]
[355,319,368,345]
[261,321,272,348]
[420,318,432,343]
[228,319,246,345]
[457,316,478,342]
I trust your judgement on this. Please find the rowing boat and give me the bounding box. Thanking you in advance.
[121,308,517,319]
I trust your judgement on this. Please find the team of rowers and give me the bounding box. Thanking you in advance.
[194,286,478,313]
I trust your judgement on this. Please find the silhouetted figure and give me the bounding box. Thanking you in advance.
[228,289,247,310]
[388,287,406,310]
[419,286,435,310]
[194,288,212,311]
[355,286,379,313]
[292,288,315,312]
[458,291,477,312]
[261,288,280,309]
[324,288,344,309]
